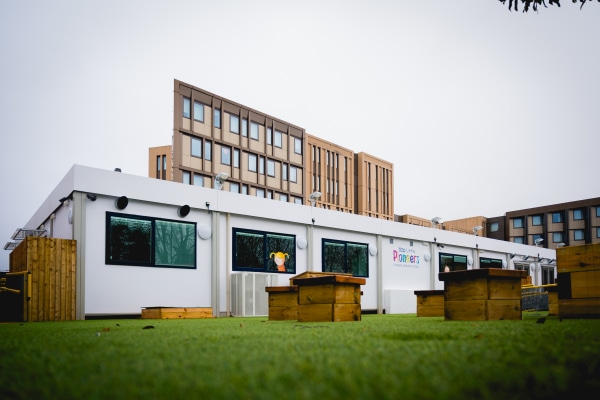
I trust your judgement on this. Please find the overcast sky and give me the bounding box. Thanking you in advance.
[1,1,599,268]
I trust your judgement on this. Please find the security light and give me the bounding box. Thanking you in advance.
[431,217,442,225]
[309,192,322,207]
[214,172,229,190]
[534,238,544,246]
[473,226,483,235]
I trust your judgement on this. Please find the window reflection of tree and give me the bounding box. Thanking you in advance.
[155,220,195,267]
[236,232,264,269]
[110,217,151,263]
[324,242,346,273]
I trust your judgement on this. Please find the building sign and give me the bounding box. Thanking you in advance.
[392,247,421,268]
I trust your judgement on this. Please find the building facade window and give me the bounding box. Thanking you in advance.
[480,257,503,269]
[259,157,265,175]
[597,227,600,238]
[193,174,204,187]
[248,154,257,172]
[282,164,288,181]
[230,115,239,134]
[214,109,221,128]
[513,218,524,229]
[233,149,240,168]
[552,212,563,223]
[183,97,191,119]
[242,185,248,195]
[513,236,524,244]
[532,234,543,244]
[232,228,296,274]
[274,131,283,148]
[250,122,259,140]
[193,101,204,122]
[490,222,499,232]
[256,188,265,198]
[182,171,190,185]
[221,147,231,166]
[574,230,585,241]
[542,265,555,285]
[242,118,248,137]
[280,194,288,202]
[294,137,302,154]
[439,253,468,273]
[322,239,369,277]
[191,137,202,158]
[553,232,563,243]
[294,197,302,205]
[267,160,275,177]
[596,207,600,218]
[204,141,212,161]
[267,127,272,145]
[573,209,584,220]
[532,215,543,226]
[290,166,297,183]
[230,182,239,193]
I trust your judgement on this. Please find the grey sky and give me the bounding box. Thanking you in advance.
[1,1,599,268]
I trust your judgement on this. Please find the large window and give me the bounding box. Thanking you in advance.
[480,257,503,269]
[230,115,239,134]
[439,253,467,273]
[193,101,204,122]
[232,228,296,273]
[322,239,369,277]
[106,212,196,269]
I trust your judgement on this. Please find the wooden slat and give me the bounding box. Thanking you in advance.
[558,298,600,318]
[569,270,600,299]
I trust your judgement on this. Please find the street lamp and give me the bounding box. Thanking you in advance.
[431,217,442,227]
[534,238,544,247]
[472,226,483,236]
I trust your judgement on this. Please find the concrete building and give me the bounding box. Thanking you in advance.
[4,165,556,319]
[149,80,394,219]
[486,198,600,249]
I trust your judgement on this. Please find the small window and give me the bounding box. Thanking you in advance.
[282,164,288,181]
[183,97,191,119]
[552,212,562,223]
[233,149,240,168]
[542,265,555,285]
[280,194,288,202]
[230,115,239,134]
[250,122,259,140]
[513,236,524,244]
[513,218,524,229]
[596,227,600,238]
[274,131,283,148]
[596,207,600,218]
[230,182,240,193]
[574,230,585,241]
[573,209,584,220]
[204,141,212,161]
[290,166,297,183]
[480,257,503,269]
[267,128,272,145]
[294,197,302,205]
[256,188,265,198]
[214,109,221,128]
[191,137,202,158]
[532,215,543,226]
[267,160,275,177]
[490,222,499,233]
[242,119,248,137]
[221,147,231,166]
[553,232,563,243]
[294,137,302,154]
[193,102,204,122]
[259,157,265,175]
[193,174,204,187]
[248,154,257,172]
[242,185,248,195]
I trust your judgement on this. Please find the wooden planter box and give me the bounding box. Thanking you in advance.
[141,307,213,319]
[556,243,600,318]
[414,290,444,317]
[294,274,365,322]
[439,269,526,321]
[265,286,298,320]
[546,284,559,316]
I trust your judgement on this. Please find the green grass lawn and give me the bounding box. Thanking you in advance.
[1,313,599,400]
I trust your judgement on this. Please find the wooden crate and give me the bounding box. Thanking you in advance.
[9,236,77,322]
[545,285,558,316]
[414,290,444,317]
[265,286,298,320]
[294,274,365,322]
[141,307,214,319]
[289,271,352,286]
[439,269,526,321]
[557,243,600,318]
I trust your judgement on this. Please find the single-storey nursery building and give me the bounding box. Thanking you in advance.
[7,165,557,320]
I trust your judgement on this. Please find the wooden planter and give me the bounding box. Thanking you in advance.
[556,243,600,318]
[414,290,444,317]
[265,286,298,320]
[294,274,365,322]
[141,307,213,319]
[439,269,526,321]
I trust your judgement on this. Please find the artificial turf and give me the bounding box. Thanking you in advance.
[1,313,599,399]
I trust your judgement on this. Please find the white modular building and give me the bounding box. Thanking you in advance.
[10,165,557,319]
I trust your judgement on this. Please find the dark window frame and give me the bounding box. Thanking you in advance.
[322,238,369,278]
[232,227,296,274]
